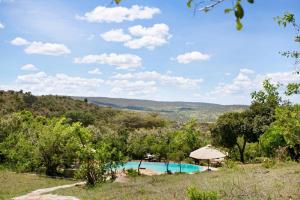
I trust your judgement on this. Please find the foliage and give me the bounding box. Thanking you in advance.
[285,83,300,96]
[260,125,286,157]
[275,12,300,72]
[126,168,139,177]
[187,186,219,200]
[261,158,276,169]
[211,80,283,163]
[65,111,95,127]
[211,111,253,163]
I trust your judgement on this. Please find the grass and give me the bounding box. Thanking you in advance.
[54,162,300,200]
[0,168,76,200]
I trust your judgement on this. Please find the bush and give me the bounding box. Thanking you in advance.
[187,186,219,200]
[126,168,139,177]
[224,159,237,169]
[244,142,261,162]
[262,158,276,169]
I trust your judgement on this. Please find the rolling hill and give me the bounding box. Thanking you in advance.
[73,97,248,122]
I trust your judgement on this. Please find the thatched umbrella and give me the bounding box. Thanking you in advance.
[189,145,226,170]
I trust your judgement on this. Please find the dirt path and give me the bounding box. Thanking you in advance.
[12,182,85,200]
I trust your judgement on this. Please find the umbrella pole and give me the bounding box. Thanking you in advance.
[208,159,210,171]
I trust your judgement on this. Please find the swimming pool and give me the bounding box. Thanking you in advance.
[120,161,203,174]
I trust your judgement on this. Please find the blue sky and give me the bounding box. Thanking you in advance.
[0,0,299,104]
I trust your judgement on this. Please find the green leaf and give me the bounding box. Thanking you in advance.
[224,8,233,13]
[187,0,193,8]
[114,0,121,4]
[235,2,244,19]
[247,0,254,3]
[236,18,243,31]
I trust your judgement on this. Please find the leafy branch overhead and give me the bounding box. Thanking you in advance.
[274,12,300,75]
[115,0,254,30]
[188,0,254,30]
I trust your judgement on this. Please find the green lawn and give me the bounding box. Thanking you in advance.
[54,162,300,200]
[0,168,76,200]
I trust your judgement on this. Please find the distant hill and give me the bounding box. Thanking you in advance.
[0,90,167,130]
[73,97,248,122]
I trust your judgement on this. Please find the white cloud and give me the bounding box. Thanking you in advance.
[0,22,4,29]
[21,64,39,71]
[4,72,104,96]
[176,51,211,64]
[112,71,202,89]
[107,80,157,96]
[208,69,300,104]
[100,29,131,42]
[76,5,160,23]
[125,24,171,50]
[88,68,102,75]
[11,37,30,46]
[74,53,142,70]
[100,23,171,50]
[25,42,71,56]
[11,37,71,56]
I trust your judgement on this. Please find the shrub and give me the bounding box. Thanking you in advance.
[224,159,237,169]
[187,186,219,200]
[262,158,276,169]
[244,142,261,162]
[126,168,139,177]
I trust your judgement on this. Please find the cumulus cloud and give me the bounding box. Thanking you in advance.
[112,71,202,89]
[11,37,30,46]
[74,53,142,70]
[2,72,104,96]
[176,51,211,64]
[0,22,4,29]
[208,69,300,104]
[88,68,102,75]
[100,29,132,42]
[21,64,39,71]
[107,80,157,96]
[100,23,171,50]
[76,5,160,23]
[11,37,71,56]
[0,71,157,98]
[25,42,71,56]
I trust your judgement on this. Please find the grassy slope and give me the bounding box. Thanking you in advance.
[0,169,75,199]
[55,163,300,200]
[74,97,248,122]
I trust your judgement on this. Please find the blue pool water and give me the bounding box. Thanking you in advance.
[120,161,203,173]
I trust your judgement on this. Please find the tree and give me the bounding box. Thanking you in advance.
[74,123,108,185]
[249,79,282,136]
[37,118,79,176]
[127,129,150,174]
[65,111,95,127]
[211,111,254,163]
[0,112,40,171]
[285,83,300,96]
[260,125,286,157]
[272,105,300,160]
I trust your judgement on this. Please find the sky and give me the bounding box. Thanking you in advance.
[0,0,299,105]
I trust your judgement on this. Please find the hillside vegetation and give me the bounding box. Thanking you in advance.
[0,90,168,131]
[73,96,247,122]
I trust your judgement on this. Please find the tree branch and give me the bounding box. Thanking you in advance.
[198,0,226,12]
